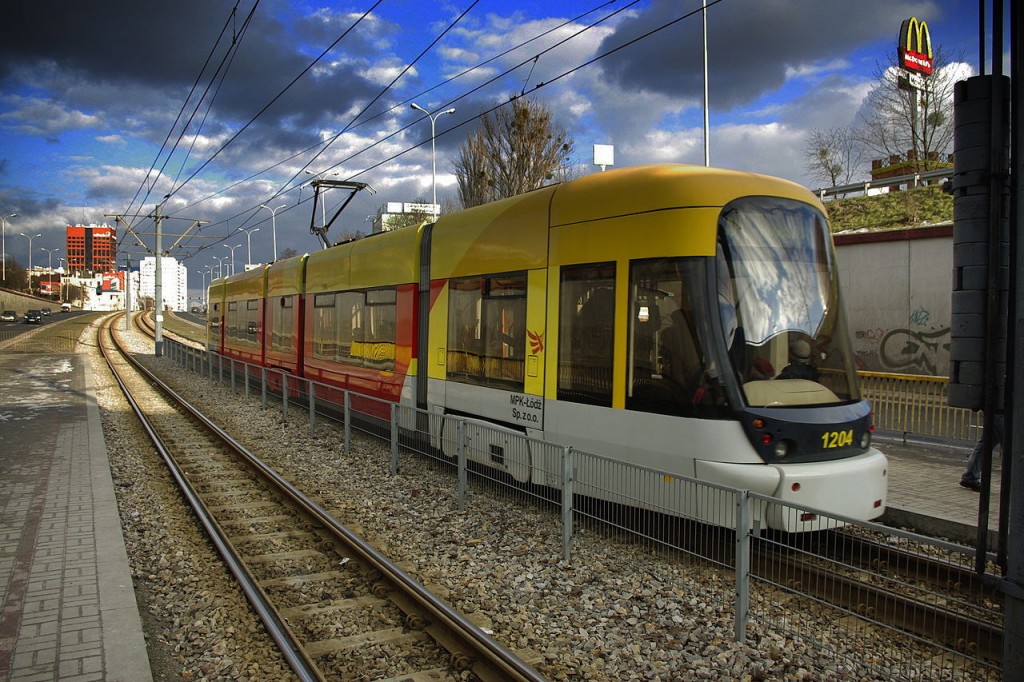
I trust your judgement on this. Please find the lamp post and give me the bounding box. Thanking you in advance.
[223,243,242,276]
[58,257,66,302]
[40,246,59,272]
[1,213,15,283]
[237,226,260,267]
[40,247,59,298]
[410,103,456,218]
[201,266,213,307]
[259,203,286,261]
[213,256,228,279]
[304,171,339,227]
[20,232,41,293]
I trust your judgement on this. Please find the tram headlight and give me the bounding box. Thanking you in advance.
[773,440,791,459]
[860,431,871,449]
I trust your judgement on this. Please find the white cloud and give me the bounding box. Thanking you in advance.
[0,95,102,136]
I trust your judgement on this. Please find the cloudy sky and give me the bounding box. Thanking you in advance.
[0,0,991,300]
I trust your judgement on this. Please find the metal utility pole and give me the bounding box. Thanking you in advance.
[154,204,164,356]
[1004,0,1023,672]
[1,213,15,283]
[702,0,710,166]
[124,255,132,331]
[105,208,206,356]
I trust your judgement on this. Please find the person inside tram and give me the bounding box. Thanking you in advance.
[778,338,819,381]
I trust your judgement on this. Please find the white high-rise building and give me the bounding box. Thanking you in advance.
[138,256,188,311]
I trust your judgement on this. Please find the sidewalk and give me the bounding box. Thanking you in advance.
[877,432,1003,546]
[0,353,152,681]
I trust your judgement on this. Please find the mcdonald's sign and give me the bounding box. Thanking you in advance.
[898,17,933,76]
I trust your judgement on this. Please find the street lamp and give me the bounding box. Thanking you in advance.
[40,246,59,272]
[40,247,59,297]
[20,232,41,293]
[1,213,15,283]
[410,103,456,218]
[213,256,229,279]
[201,266,213,307]
[223,243,242,276]
[237,226,260,267]
[259,204,286,261]
[304,170,339,227]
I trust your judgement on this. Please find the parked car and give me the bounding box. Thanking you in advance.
[1,310,16,322]
[23,310,42,324]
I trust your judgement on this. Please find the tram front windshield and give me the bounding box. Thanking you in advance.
[717,196,859,406]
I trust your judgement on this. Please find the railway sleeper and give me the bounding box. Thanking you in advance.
[260,569,348,589]
[279,594,387,621]
[303,626,431,658]
[244,549,326,564]
[230,529,319,544]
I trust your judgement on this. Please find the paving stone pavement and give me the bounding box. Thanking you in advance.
[0,353,151,682]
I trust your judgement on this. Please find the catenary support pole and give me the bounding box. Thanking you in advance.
[1003,0,1022,675]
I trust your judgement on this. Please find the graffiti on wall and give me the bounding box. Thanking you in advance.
[853,308,950,375]
[879,326,950,374]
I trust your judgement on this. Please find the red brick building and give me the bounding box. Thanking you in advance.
[66,224,117,275]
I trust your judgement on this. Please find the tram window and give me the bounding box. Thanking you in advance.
[447,273,526,389]
[557,263,615,407]
[240,299,259,342]
[625,258,713,416]
[362,288,396,371]
[270,296,293,352]
[312,293,337,360]
[336,291,364,365]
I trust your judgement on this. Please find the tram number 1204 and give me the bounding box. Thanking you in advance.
[821,429,854,449]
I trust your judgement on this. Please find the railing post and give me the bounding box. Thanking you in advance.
[343,391,352,455]
[309,380,317,435]
[562,446,574,561]
[244,362,250,399]
[260,367,267,408]
[390,403,399,475]
[457,418,467,512]
[282,373,288,418]
[230,358,236,391]
[734,489,751,643]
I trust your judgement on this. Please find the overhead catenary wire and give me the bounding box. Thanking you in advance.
[150,0,727,265]
[166,0,639,245]
[119,1,252,237]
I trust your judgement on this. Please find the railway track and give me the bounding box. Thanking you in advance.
[100,313,546,681]
[753,528,1003,663]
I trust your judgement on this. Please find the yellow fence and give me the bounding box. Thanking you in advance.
[859,371,982,442]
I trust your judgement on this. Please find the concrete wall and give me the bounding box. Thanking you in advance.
[0,288,60,316]
[835,225,952,376]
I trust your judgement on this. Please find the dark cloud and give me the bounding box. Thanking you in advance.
[597,0,941,110]
[0,0,390,132]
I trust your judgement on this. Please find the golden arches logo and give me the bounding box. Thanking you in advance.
[899,17,933,76]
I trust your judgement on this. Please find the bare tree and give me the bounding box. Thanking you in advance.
[453,97,575,208]
[803,127,866,187]
[856,46,962,171]
[454,130,492,209]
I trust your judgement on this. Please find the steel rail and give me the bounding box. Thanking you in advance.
[128,312,549,681]
[99,315,326,682]
[751,545,1003,663]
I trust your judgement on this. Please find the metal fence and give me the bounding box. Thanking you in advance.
[860,371,983,442]
[165,341,1001,680]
